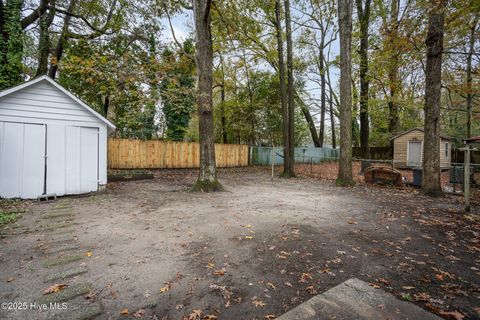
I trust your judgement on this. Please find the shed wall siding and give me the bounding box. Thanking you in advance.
[393,129,451,167]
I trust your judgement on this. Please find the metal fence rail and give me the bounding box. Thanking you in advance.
[251,146,340,166]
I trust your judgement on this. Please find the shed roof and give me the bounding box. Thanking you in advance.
[0,76,115,131]
[464,136,480,144]
[389,127,452,141]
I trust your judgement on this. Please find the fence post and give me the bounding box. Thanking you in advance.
[271,147,275,181]
[464,147,471,212]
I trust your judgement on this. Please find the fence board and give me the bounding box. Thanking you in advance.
[108,138,249,169]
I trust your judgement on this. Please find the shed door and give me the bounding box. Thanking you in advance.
[408,141,422,166]
[65,126,98,194]
[80,127,99,193]
[0,122,46,198]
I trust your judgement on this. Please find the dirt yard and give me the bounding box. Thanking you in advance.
[1,167,479,320]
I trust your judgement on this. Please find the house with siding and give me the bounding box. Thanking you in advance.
[390,128,452,169]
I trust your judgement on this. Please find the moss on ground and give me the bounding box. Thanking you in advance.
[191,179,224,192]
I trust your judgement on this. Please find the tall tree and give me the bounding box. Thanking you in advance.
[35,0,56,77]
[0,0,24,90]
[466,17,478,138]
[274,0,291,176]
[336,0,354,186]
[386,0,401,135]
[355,0,371,164]
[283,0,295,177]
[422,0,446,197]
[192,0,222,191]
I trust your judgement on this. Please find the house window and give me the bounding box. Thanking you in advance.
[445,142,449,158]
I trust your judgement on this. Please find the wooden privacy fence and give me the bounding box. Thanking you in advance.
[108,138,249,169]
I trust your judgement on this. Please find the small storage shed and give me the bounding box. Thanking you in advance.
[0,76,115,199]
[391,127,451,168]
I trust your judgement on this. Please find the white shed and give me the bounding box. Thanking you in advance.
[0,76,115,199]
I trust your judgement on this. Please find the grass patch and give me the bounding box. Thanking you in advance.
[0,210,21,228]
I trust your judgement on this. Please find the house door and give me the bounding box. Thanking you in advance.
[0,122,46,198]
[408,141,422,166]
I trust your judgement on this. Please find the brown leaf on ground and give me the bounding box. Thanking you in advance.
[253,299,266,307]
[267,282,276,290]
[203,315,217,320]
[368,283,380,289]
[213,268,226,276]
[6,277,14,283]
[160,282,171,293]
[299,273,312,283]
[185,309,202,320]
[377,278,390,285]
[306,286,318,295]
[120,308,129,315]
[265,315,276,320]
[132,309,146,318]
[43,284,68,295]
[414,292,431,302]
[438,310,465,320]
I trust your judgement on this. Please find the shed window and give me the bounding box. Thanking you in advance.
[445,142,449,158]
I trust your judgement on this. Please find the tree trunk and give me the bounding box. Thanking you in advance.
[387,0,400,135]
[356,0,371,166]
[274,0,291,175]
[284,0,295,177]
[192,0,222,192]
[318,44,325,147]
[329,88,336,149]
[48,0,77,79]
[422,0,445,197]
[336,0,354,186]
[466,18,477,138]
[35,1,55,78]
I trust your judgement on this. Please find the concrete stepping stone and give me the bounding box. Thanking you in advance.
[42,212,75,219]
[42,254,84,268]
[276,278,442,320]
[52,302,102,320]
[43,243,81,255]
[39,283,92,304]
[48,235,77,244]
[49,228,76,236]
[44,267,88,283]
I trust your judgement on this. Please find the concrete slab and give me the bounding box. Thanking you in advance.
[52,302,102,320]
[39,283,92,304]
[43,266,88,283]
[276,278,442,320]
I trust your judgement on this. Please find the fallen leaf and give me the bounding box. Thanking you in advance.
[120,308,129,315]
[187,309,202,320]
[245,236,253,240]
[43,284,68,295]
[265,315,276,320]
[213,268,226,276]
[206,262,215,269]
[253,300,266,307]
[132,309,146,318]
[368,283,380,289]
[377,278,390,285]
[160,283,171,293]
[203,315,217,320]
[84,291,96,300]
[6,277,14,283]
[438,310,465,320]
[299,273,312,283]
[306,286,318,295]
[402,286,415,290]
[414,292,430,302]
[267,282,276,290]
[85,251,93,257]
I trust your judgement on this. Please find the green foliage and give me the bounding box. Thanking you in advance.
[59,35,161,139]
[0,0,23,90]
[160,39,196,141]
[0,208,21,228]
